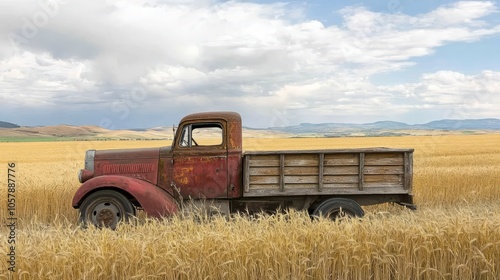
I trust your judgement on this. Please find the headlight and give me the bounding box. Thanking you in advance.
[78,169,83,182]
[84,150,96,172]
[79,150,96,183]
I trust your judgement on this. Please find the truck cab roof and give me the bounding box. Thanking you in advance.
[180,111,241,124]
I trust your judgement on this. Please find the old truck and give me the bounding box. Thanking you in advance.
[73,112,415,228]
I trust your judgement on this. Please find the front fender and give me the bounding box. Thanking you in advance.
[72,175,178,218]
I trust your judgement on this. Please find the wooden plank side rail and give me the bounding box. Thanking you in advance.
[242,148,414,197]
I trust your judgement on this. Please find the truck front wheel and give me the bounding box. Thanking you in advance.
[312,198,364,220]
[79,190,136,229]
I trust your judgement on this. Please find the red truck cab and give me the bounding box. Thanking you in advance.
[73,112,244,228]
[160,111,243,200]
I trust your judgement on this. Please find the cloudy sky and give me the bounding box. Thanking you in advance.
[1,0,499,129]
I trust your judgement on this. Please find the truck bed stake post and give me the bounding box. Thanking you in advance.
[358,153,365,191]
[244,155,250,193]
[318,153,324,192]
[279,154,285,192]
[404,152,413,190]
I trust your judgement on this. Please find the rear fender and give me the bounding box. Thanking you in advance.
[72,175,178,217]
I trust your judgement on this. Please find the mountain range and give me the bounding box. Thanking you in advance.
[269,118,500,134]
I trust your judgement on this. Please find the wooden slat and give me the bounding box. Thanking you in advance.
[249,167,280,176]
[364,174,403,183]
[284,176,318,184]
[250,164,366,175]
[364,182,403,188]
[282,183,318,189]
[364,153,403,166]
[323,175,359,184]
[322,183,359,189]
[324,153,359,166]
[284,166,318,175]
[244,148,414,155]
[248,155,280,167]
[249,159,280,167]
[323,166,359,175]
[364,166,404,175]
[243,186,410,197]
[247,184,280,189]
[284,154,319,166]
[249,176,280,184]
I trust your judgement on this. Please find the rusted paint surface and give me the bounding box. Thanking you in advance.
[72,175,178,217]
[158,146,175,196]
[95,147,160,160]
[93,148,159,185]
[178,111,242,150]
[227,114,242,150]
[179,112,241,126]
[172,153,228,199]
[226,117,243,197]
[102,163,154,174]
[169,112,243,199]
[227,149,243,198]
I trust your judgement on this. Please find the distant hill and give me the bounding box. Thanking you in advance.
[270,118,500,135]
[0,118,498,141]
[0,125,173,141]
[0,121,20,128]
[424,119,500,130]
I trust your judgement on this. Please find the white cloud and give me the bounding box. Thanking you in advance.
[0,0,499,127]
[379,70,500,121]
[0,51,97,107]
[418,70,500,103]
[420,1,495,26]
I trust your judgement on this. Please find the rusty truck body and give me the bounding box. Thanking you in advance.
[73,112,415,228]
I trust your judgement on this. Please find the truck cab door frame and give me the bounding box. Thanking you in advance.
[171,120,228,200]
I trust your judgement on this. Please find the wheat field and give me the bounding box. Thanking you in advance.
[0,134,499,279]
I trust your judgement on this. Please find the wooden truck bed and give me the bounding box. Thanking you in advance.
[242,148,414,197]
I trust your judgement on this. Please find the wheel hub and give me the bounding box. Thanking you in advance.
[90,202,121,228]
[97,208,115,227]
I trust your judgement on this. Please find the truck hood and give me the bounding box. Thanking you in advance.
[91,147,161,185]
[95,147,160,160]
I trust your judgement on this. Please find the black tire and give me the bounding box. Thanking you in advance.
[312,198,364,220]
[79,190,136,229]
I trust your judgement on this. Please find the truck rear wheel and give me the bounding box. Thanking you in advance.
[79,190,136,229]
[312,198,364,220]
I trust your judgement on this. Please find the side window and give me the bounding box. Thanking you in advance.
[179,123,223,147]
[180,126,191,147]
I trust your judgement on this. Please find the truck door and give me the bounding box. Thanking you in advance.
[172,121,228,199]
